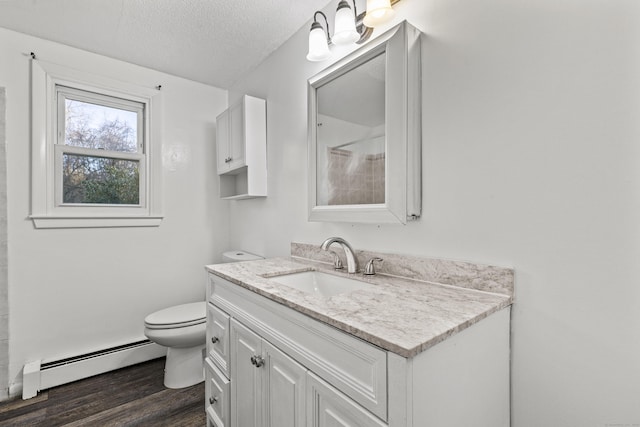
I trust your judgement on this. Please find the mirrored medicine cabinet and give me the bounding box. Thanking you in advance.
[307,20,422,224]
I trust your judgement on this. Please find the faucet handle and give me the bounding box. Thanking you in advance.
[329,251,344,270]
[364,258,383,275]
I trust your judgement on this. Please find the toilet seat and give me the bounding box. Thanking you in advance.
[144,302,206,330]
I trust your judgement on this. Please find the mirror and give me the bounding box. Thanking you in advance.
[308,21,422,224]
[316,52,386,206]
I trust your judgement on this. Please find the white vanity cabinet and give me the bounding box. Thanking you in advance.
[215,95,267,199]
[307,373,386,427]
[205,273,511,427]
[231,319,307,427]
[205,358,230,427]
[207,304,230,375]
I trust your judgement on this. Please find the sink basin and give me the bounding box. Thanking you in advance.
[270,271,370,297]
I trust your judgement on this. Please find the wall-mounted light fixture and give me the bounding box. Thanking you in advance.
[363,0,396,27]
[306,11,333,62]
[306,0,399,62]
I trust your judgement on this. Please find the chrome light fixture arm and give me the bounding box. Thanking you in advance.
[349,0,374,44]
[314,11,332,46]
[355,0,403,44]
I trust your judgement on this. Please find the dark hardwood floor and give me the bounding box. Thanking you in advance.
[0,358,206,426]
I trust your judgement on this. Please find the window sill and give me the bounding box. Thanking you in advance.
[30,215,164,229]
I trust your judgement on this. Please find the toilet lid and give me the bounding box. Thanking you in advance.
[144,301,206,329]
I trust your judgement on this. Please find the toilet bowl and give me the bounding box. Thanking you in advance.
[143,250,263,389]
[144,302,206,389]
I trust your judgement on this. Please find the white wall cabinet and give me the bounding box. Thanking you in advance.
[215,108,232,172]
[215,95,267,199]
[205,274,511,427]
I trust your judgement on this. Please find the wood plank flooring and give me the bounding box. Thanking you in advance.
[0,358,206,426]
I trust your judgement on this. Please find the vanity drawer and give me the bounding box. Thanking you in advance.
[307,372,386,427]
[207,303,230,376]
[205,358,230,427]
[209,274,388,421]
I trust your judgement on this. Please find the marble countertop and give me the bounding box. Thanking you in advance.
[205,257,513,358]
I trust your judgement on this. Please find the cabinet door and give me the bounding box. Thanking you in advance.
[264,341,307,427]
[231,319,263,427]
[216,109,230,174]
[227,100,246,172]
[205,358,230,427]
[207,303,230,375]
[307,372,386,427]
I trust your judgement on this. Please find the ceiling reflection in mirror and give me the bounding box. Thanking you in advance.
[315,52,386,206]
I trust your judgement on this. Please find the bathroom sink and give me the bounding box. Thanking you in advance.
[270,271,370,297]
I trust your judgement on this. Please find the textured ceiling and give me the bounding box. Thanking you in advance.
[0,0,332,88]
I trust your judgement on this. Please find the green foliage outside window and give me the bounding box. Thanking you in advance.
[62,99,141,205]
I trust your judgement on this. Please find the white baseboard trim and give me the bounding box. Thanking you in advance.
[19,340,166,400]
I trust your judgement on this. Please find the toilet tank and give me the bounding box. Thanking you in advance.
[222,250,263,263]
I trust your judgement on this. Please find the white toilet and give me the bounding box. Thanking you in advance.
[144,250,263,389]
[144,302,206,388]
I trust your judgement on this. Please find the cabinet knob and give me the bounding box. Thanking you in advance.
[250,355,265,368]
[225,157,232,163]
[209,396,218,405]
[211,336,219,344]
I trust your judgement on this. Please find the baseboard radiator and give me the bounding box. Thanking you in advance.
[22,339,166,399]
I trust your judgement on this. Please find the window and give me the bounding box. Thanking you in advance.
[30,60,163,228]
[56,87,144,206]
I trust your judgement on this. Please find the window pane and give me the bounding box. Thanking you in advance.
[62,154,140,205]
[65,99,139,153]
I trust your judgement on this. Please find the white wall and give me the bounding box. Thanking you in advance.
[0,28,230,393]
[229,0,640,425]
[0,87,8,401]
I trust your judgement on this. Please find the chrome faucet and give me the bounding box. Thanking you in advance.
[320,237,359,274]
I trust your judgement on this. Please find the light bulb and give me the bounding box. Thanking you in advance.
[333,0,359,45]
[307,22,331,62]
[363,0,395,27]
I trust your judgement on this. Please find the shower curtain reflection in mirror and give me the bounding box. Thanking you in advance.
[317,136,385,205]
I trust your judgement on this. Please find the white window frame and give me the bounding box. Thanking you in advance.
[30,60,163,228]
[54,86,146,209]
